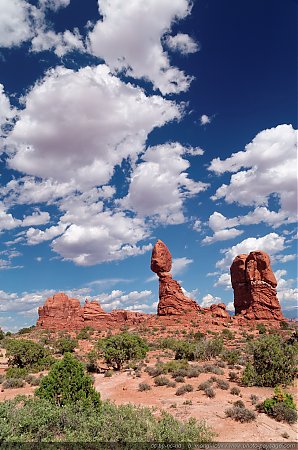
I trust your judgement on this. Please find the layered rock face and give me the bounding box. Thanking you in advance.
[37,293,84,329]
[37,293,146,330]
[230,250,283,320]
[151,240,201,315]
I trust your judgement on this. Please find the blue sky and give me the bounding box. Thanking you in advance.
[0,0,297,331]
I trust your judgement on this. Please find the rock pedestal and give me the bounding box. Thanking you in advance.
[151,240,201,316]
[230,250,283,320]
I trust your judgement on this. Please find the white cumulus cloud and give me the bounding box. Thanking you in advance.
[120,143,208,224]
[209,124,297,217]
[216,232,285,270]
[200,293,222,308]
[7,65,180,189]
[166,33,199,54]
[88,0,194,94]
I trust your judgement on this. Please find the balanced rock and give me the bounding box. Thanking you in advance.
[151,239,172,273]
[230,250,283,320]
[151,240,201,315]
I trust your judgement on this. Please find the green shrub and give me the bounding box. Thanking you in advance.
[186,366,202,378]
[174,375,185,383]
[175,341,196,361]
[228,371,238,382]
[194,331,205,340]
[2,378,25,389]
[25,374,41,386]
[270,403,297,424]
[221,329,234,340]
[258,387,297,424]
[35,353,100,408]
[256,323,266,334]
[100,332,148,370]
[250,394,259,405]
[0,327,5,340]
[158,337,180,350]
[0,396,215,442]
[230,387,240,396]
[202,364,224,375]
[225,406,256,422]
[280,320,290,330]
[76,327,94,340]
[216,379,229,390]
[56,336,77,354]
[216,360,226,368]
[138,383,151,392]
[223,349,241,365]
[6,367,29,379]
[198,381,211,391]
[241,362,257,386]
[194,337,224,361]
[86,349,99,373]
[246,334,297,386]
[5,339,53,370]
[104,370,113,377]
[145,366,163,377]
[160,359,189,374]
[18,326,35,335]
[154,376,171,387]
[175,384,193,396]
[233,400,245,408]
[204,387,215,398]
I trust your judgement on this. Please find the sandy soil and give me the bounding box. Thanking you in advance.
[92,364,298,443]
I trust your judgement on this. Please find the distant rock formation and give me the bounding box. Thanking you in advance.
[209,303,230,319]
[151,240,201,315]
[230,250,283,320]
[37,293,147,330]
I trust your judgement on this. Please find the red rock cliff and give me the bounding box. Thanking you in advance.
[37,293,147,330]
[230,250,283,320]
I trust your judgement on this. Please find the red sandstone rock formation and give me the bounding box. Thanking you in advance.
[37,293,84,330]
[151,240,201,315]
[83,300,106,321]
[209,303,230,319]
[230,250,283,320]
[37,293,148,330]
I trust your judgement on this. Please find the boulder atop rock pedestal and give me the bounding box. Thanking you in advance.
[230,250,283,320]
[151,239,172,274]
[151,240,201,316]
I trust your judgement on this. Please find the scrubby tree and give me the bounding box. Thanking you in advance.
[5,339,53,370]
[55,336,77,354]
[100,332,148,370]
[243,334,297,386]
[0,328,4,340]
[35,352,100,408]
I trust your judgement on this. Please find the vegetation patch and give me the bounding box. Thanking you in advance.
[243,334,297,387]
[99,332,148,371]
[0,396,215,443]
[225,405,256,423]
[257,386,297,424]
[175,384,194,396]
